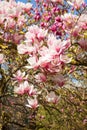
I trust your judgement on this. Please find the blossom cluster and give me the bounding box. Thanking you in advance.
[67,0,85,9]
[0,0,32,44]
[13,69,61,109]
[15,25,71,108]
[34,0,87,50]
[18,25,71,72]
[13,70,39,109]
[0,0,32,28]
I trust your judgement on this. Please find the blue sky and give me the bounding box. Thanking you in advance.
[17,0,35,4]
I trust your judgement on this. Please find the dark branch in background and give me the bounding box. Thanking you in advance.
[8,121,26,127]
[69,61,87,67]
[8,120,37,129]
[0,94,13,99]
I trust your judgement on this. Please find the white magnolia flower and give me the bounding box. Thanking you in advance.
[26,97,39,109]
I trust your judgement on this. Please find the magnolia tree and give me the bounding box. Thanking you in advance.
[0,0,87,129]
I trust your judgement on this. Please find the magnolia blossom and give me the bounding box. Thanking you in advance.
[17,43,37,55]
[52,74,66,87]
[14,81,30,95]
[78,14,87,23]
[78,39,87,50]
[14,85,25,95]
[72,25,82,37]
[13,70,28,82]
[67,0,84,9]
[17,15,26,28]
[27,25,47,41]
[0,0,32,30]
[34,73,46,83]
[47,34,70,53]
[61,13,78,32]
[26,97,39,109]
[19,26,71,72]
[38,54,53,68]
[17,2,32,12]
[4,18,16,29]
[6,6,22,18]
[28,84,37,96]
[26,56,39,69]
[46,91,60,104]
[0,54,5,64]
[25,32,36,43]
[12,33,24,44]
[77,14,87,30]
[51,0,63,4]
[14,80,37,96]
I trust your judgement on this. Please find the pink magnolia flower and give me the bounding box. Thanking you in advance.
[46,91,60,104]
[17,15,26,28]
[78,14,87,23]
[24,3,32,12]
[72,25,82,37]
[17,43,36,54]
[26,56,39,69]
[0,0,32,31]
[26,97,39,109]
[83,119,87,125]
[34,73,46,83]
[14,81,30,95]
[28,84,37,96]
[67,0,85,9]
[61,13,78,31]
[77,14,87,30]
[12,33,24,44]
[17,1,25,9]
[34,12,41,21]
[38,54,52,68]
[0,54,5,64]
[78,39,87,50]
[25,32,36,43]
[14,80,37,96]
[51,0,63,4]
[17,44,28,54]
[18,25,71,73]
[17,2,32,12]
[47,34,70,54]
[4,18,16,29]
[52,74,65,87]
[14,85,24,95]
[27,25,47,41]
[5,4,22,18]
[13,70,28,82]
